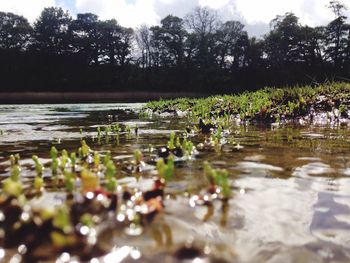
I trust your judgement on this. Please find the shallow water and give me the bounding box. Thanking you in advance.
[0,103,350,262]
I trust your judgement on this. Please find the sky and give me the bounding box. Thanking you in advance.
[0,0,349,37]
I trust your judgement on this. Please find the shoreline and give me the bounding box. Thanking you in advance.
[0,92,207,104]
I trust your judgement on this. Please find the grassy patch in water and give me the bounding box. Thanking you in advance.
[145,82,350,121]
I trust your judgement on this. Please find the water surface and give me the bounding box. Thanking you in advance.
[0,103,350,262]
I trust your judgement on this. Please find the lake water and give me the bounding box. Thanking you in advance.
[0,103,350,262]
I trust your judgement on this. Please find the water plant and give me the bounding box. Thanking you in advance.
[10,154,21,181]
[50,146,59,176]
[32,155,44,191]
[144,82,350,125]
[156,156,174,183]
[203,161,231,199]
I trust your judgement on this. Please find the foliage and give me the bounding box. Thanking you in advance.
[145,82,350,121]
[0,2,349,92]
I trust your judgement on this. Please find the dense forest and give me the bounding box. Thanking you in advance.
[0,0,350,93]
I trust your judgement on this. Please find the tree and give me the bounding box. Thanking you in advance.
[70,13,101,65]
[0,12,32,50]
[185,7,219,68]
[324,0,349,68]
[244,37,264,70]
[298,26,324,68]
[32,7,72,54]
[264,13,303,67]
[99,19,133,66]
[149,15,186,68]
[214,20,247,69]
[136,25,152,68]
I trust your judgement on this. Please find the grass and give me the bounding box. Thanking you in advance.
[145,82,350,122]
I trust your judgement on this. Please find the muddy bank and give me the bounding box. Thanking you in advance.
[0,92,206,104]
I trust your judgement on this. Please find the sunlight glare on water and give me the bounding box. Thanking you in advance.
[0,103,350,262]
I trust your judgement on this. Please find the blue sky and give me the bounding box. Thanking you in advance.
[0,0,349,36]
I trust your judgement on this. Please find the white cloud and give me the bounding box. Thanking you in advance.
[1,0,349,36]
[234,0,336,27]
[75,0,160,28]
[0,0,56,22]
[199,0,230,9]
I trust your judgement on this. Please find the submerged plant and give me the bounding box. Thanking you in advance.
[156,156,174,183]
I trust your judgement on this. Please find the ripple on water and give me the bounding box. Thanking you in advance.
[311,192,350,247]
[235,161,283,177]
[292,162,334,178]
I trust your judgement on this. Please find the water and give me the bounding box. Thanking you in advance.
[0,103,350,262]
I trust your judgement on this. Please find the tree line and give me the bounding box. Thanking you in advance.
[0,0,349,93]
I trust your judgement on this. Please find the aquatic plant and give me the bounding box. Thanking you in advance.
[203,162,231,199]
[32,155,43,176]
[144,82,350,124]
[10,154,21,181]
[167,132,176,150]
[156,156,174,183]
[50,146,59,176]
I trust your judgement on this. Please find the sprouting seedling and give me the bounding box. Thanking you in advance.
[214,125,222,140]
[50,146,58,176]
[167,132,175,150]
[134,150,143,165]
[53,206,72,234]
[105,125,110,137]
[10,154,20,166]
[105,160,116,179]
[81,167,100,192]
[93,151,100,168]
[105,125,110,144]
[113,123,120,134]
[34,176,44,192]
[176,137,181,148]
[218,170,231,199]
[203,161,231,199]
[50,146,58,159]
[80,128,83,135]
[2,178,22,197]
[97,127,101,141]
[32,153,44,191]
[32,155,43,176]
[70,152,76,171]
[61,149,69,171]
[10,154,21,181]
[103,151,111,167]
[105,160,117,192]
[64,171,75,192]
[80,213,94,228]
[183,139,194,156]
[156,156,174,183]
[81,140,90,158]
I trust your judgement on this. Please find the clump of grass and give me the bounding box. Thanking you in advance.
[145,82,350,122]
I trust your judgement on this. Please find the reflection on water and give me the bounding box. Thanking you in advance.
[0,103,350,262]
